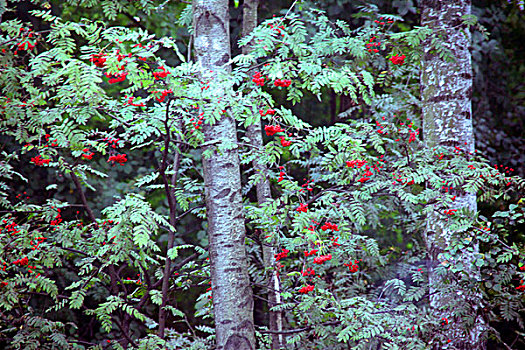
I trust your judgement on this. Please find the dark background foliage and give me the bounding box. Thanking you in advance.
[0,0,523,348]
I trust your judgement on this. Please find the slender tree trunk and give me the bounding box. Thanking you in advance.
[193,1,255,349]
[421,1,486,349]
[159,106,182,339]
[241,1,283,348]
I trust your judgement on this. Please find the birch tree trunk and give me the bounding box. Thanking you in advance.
[421,1,486,349]
[241,1,283,348]
[193,1,255,349]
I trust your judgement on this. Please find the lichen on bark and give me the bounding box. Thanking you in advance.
[421,0,487,349]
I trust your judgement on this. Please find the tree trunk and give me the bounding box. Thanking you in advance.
[421,1,486,349]
[241,1,283,349]
[192,1,255,350]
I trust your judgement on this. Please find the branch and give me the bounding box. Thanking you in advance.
[257,321,341,335]
[114,317,138,348]
[152,252,199,289]
[57,246,88,256]
[122,12,148,31]
[69,170,96,223]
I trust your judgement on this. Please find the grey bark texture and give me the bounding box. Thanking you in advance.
[421,1,486,349]
[242,1,283,349]
[192,1,255,349]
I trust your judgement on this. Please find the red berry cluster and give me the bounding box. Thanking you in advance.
[330,237,342,247]
[102,227,118,246]
[298,284,314,294]
[82,148,94,160]
[392,116,419,141]
[50,208,62,227]
[346,159,367,168]
[357,175,372,183]
[108,154,127,166]
[441,181,454,192]
[296,203,308,213]
[125,274,142,285]
[366,36,381,53]
[124,95,145,107]
[17,40,36,52]
[313,254,332,264]
[302,267,315,277]
[14,28,37,55]
[344,259,360,273]
[443,209,457,216]
[252,72,265,86]
[15,100,35,108]
[30,236,46,250]
[349,156,385,184]
[392,172,414,186]
[43,133,58,147]
[389,54,406,65]
[357,169,371,183]
[115,50,132,62]
[90,53,107,68]
[199,79,211,91]
[15,191,29,200]
[1,219,20,235]
[274,79,291,87]
[494,164,515,175]
[153,66,170,80]
[408,130,418,143]
[303,249,318,257]
[280,136,291,147]
[0,97,11,110]
[277,166,285,182]
[153,89,173,103]
[321,222,338,231]
[13,256,29,266]
[190,110,205,130]
[31,155,50,166]
[274,249,289,261]
[517,279,525,291]
[105,71,128,84]
[374,16,394,26]
[206,282,213,299]
[265,125,283,136]
[105,138,121,149]
[268,23,286,37]
[299,178,314,193]
[376,119,387,134]
[305,223,316,232]
[260,108,276,116]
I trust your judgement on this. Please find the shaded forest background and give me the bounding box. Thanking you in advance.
[1,0,524,349]
[7,0,523,241]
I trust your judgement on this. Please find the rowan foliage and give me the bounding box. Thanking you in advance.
[0,1,524,349]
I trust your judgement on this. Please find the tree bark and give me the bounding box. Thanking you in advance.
[421,1,486,349]
[241,1,283,349]
[193,1,255,349]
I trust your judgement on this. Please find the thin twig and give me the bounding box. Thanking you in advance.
[257,320,340,335]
